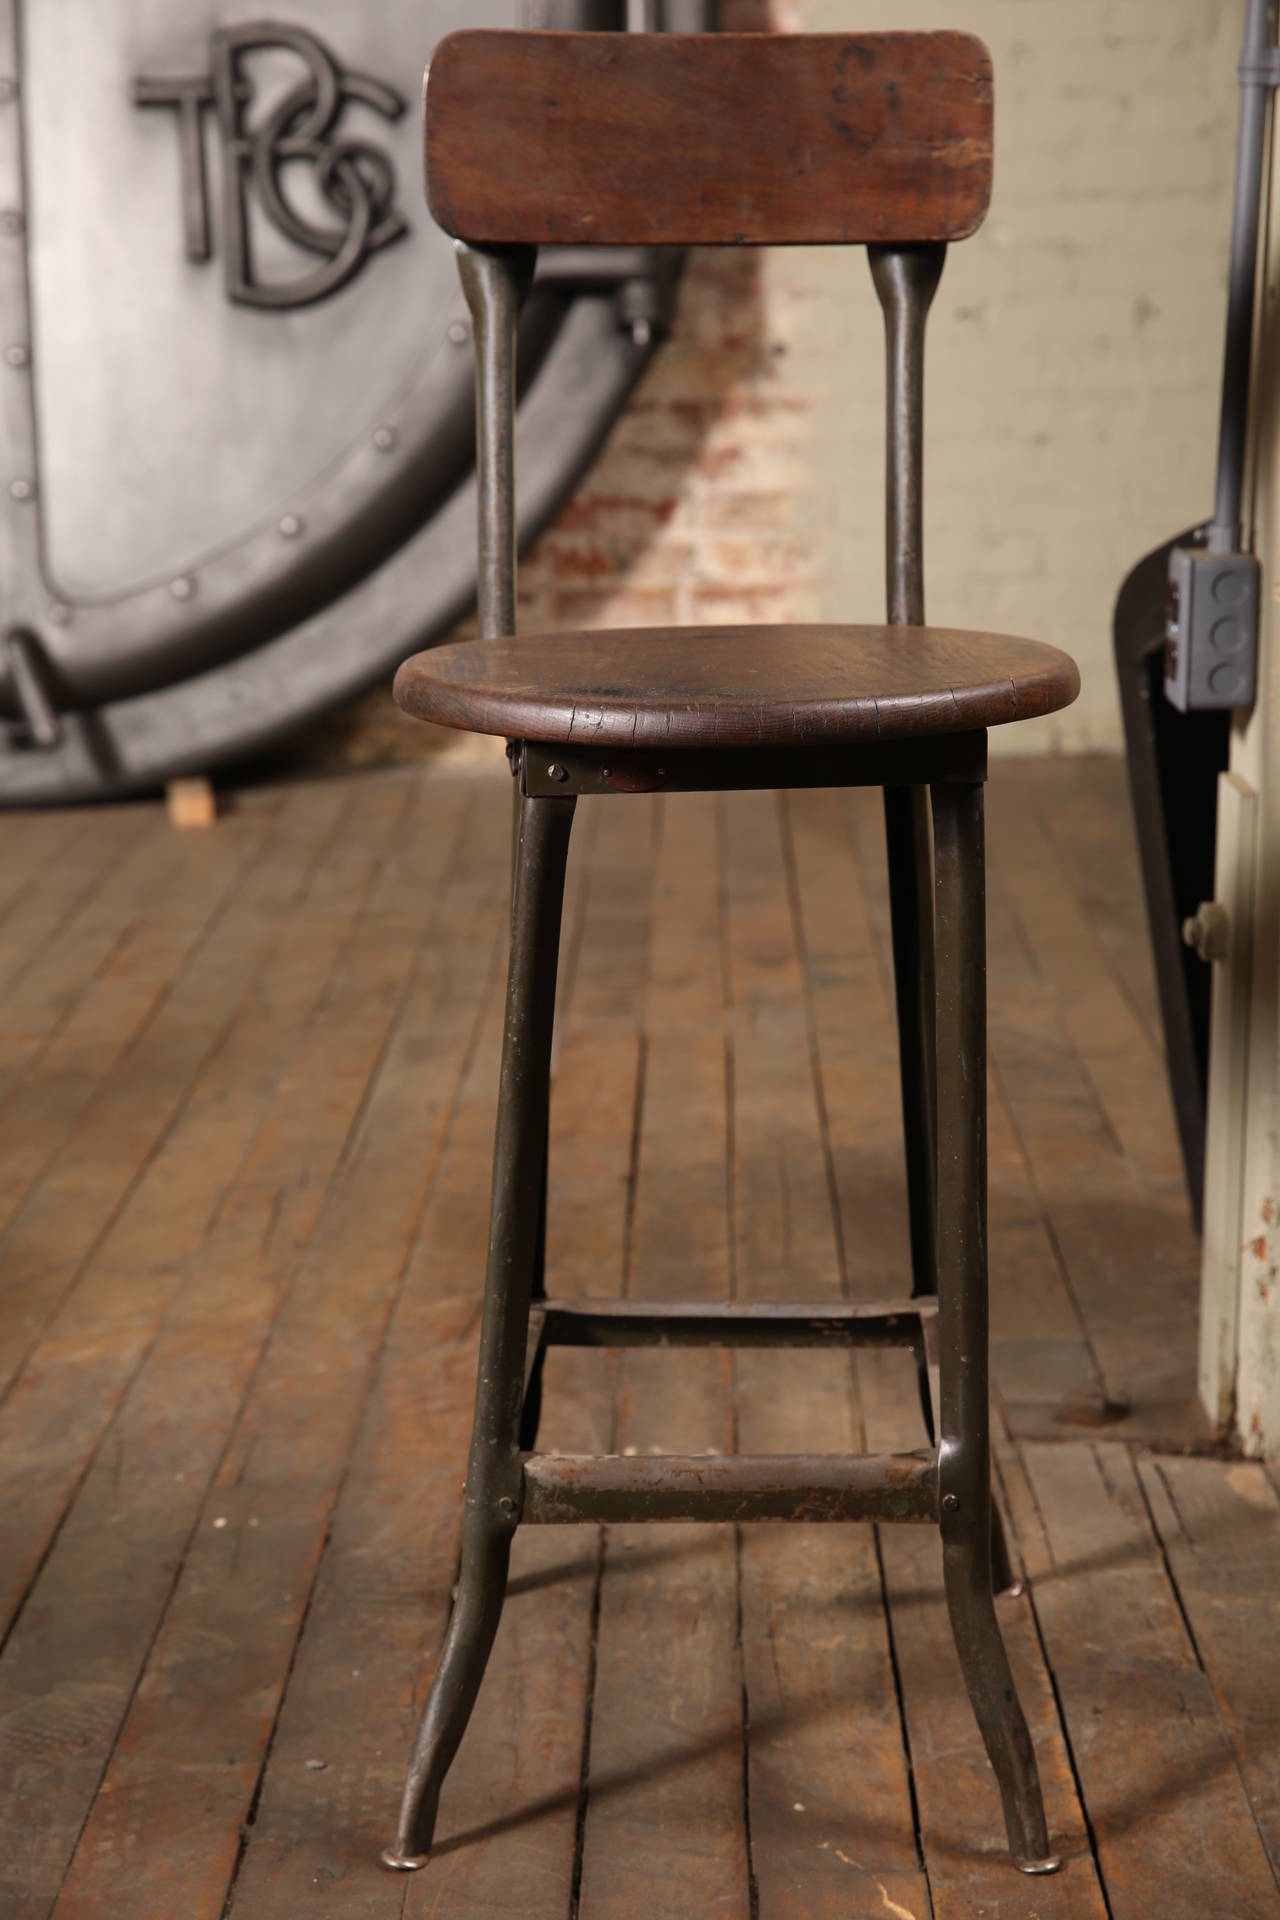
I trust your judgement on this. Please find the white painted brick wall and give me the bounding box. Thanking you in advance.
[801,0,1241,752]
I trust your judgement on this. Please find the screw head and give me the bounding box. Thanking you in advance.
[547,762,568,783]
[942,1492,960,1513]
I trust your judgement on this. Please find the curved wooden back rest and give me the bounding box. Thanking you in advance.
[424,31,994,249]
[422,30,997,654]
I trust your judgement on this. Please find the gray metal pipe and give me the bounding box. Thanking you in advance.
[1211,0,1276,552]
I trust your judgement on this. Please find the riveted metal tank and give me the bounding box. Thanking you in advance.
[0,0,715,801]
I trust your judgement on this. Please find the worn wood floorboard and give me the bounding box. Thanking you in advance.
[0,808,86,945]
[0,781,386,1627]
[2,758,1273,1920]
[1015,755,1165,1061]
[789,786,1108,1918]
[1007,1440,1279,1917]
[0,825,193,1140]
[847,774,1201,1442]
[1139,1453,1280,1879]
[985,777,1183,1197]
[0,776,460,1918]
[983,850,1201,1435]
[0,784,304,1395]
[727,789,927,1920]
[0,805,148,1015]
[46,780,500,1920]
[223,963,510,1920]
[576,792,751,1920]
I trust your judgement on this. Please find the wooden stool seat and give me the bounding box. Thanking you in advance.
[394,623,1080,750]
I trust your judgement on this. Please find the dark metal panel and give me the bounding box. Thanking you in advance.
[1114,522,1228,1228]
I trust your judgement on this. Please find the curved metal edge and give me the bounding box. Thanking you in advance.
[22,292,562,709]
[0,293,650,802]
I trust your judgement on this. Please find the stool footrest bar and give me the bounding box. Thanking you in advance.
[539,1296,935,1349]
[521,1449,940,1524]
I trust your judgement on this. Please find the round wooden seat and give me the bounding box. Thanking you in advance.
[394,623,1080,750]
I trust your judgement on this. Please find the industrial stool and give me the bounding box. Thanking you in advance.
[384,28,1079,1878]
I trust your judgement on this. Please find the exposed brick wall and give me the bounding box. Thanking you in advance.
[517,0,819,642]
[517,248,822,635]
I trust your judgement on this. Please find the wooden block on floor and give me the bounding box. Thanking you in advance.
[166,777,217,829]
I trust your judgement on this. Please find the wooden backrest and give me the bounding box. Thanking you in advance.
[425,31,994,250]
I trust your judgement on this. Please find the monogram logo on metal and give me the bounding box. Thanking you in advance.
[133,24,408,312]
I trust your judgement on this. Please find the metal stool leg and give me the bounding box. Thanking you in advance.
[919,1294,1021,1598]
[511,771,551,1453]
[519,1149,550,1451]
[383,791,576,1871]
[884,784,939,1299]
[931,777,1060,1877]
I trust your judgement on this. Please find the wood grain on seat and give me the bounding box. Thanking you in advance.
[424,32,994,249]
[394,626,1079,749]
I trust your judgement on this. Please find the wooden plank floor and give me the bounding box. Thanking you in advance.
[3,753,1276,1919]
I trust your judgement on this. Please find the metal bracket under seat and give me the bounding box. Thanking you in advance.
[519,735,988,799]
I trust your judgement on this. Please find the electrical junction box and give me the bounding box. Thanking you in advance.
[1164,545,1259,712]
